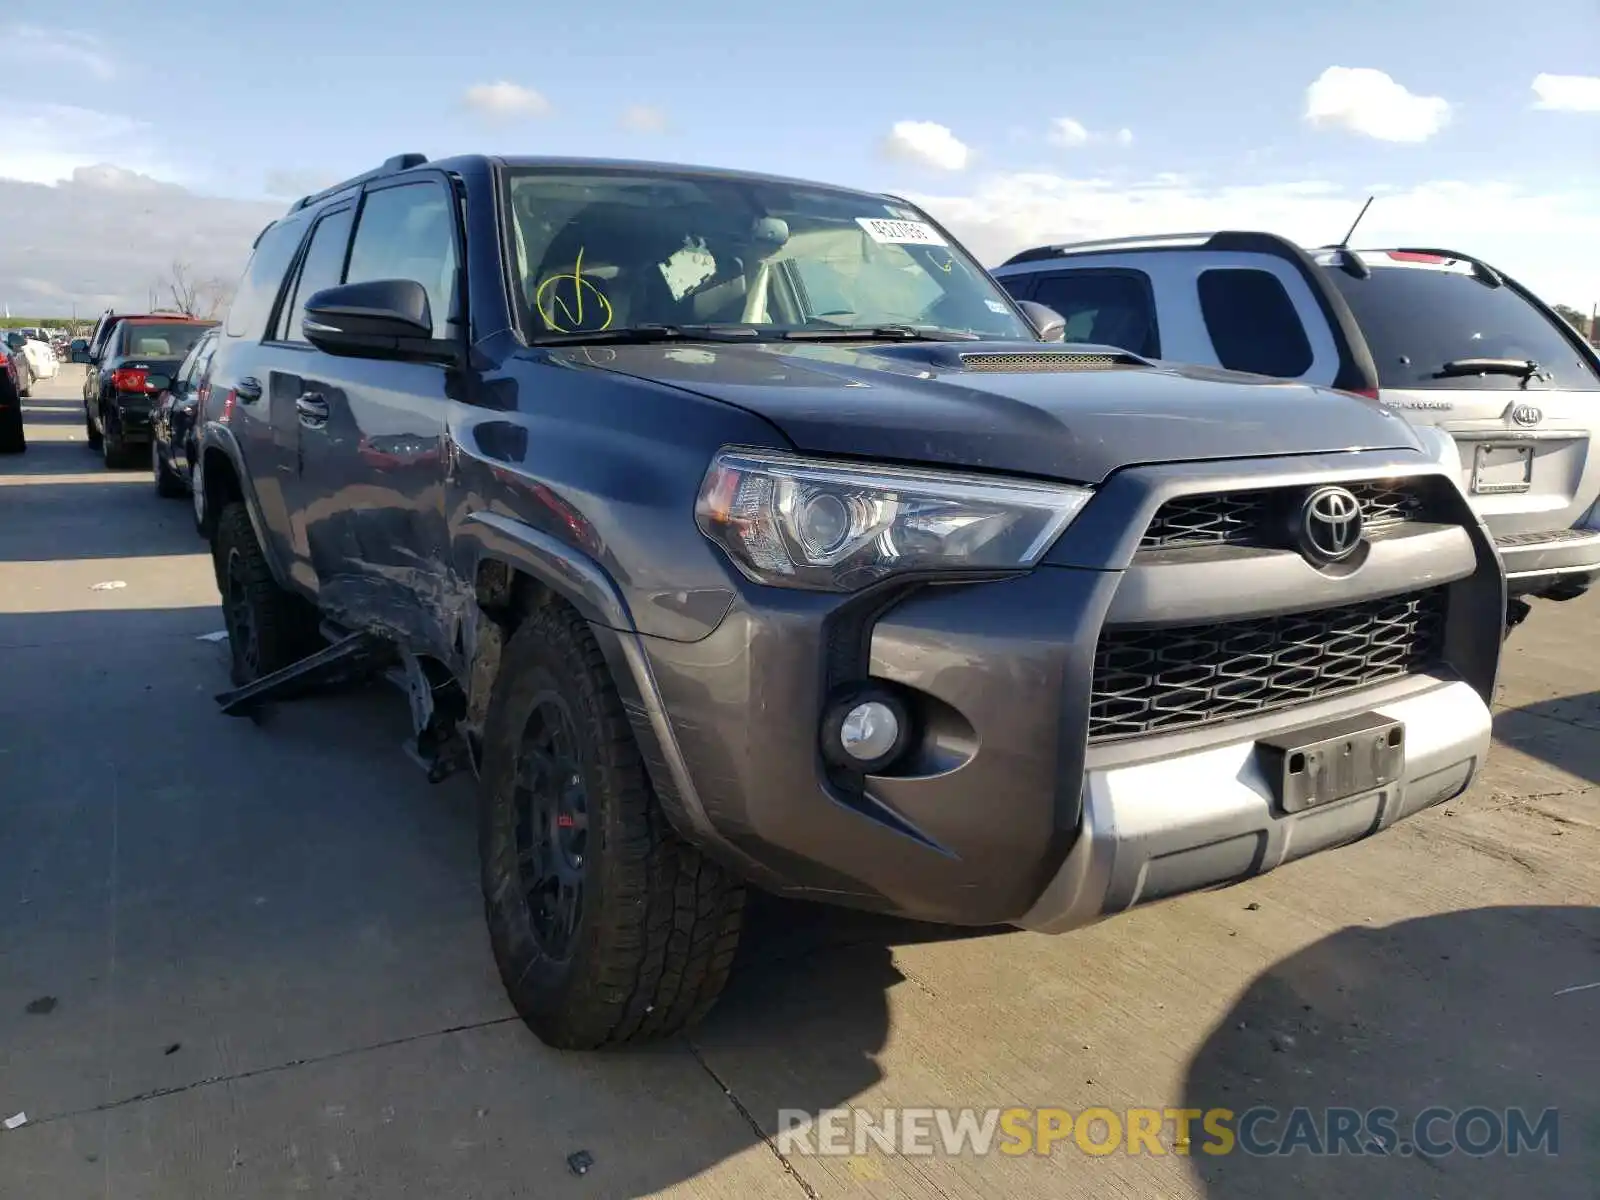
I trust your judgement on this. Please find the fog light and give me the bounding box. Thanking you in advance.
[821,688,911,774]
[840,701,898,761]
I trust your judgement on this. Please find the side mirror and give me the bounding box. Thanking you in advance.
[4,334,22,352]
[69,338,90,363]
[1017,300,1067,343]
[303,279,445,359]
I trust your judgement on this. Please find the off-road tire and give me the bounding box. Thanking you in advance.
[212,502,321,685]
[479,600,745,1049]
[153,438,185,498]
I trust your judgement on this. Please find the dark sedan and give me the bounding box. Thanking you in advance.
[151,325,221,497]
[80,316,217,468]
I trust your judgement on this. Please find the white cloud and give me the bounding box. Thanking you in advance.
[880,121,970,172]
[619,104,669,134]
[462,81,551,120]
[0,166,279,314]
[899,171,1600,306]
[1304,67,1451,143]
[6,25,114,79]
[0,103,167,186]
[263,168,341,198]
[1532,73,1600,112]
[1114,128,1134,147]
[1046,117,1090,148]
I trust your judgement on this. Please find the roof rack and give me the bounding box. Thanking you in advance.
[288,153,429,214]
[998,229,1308,267]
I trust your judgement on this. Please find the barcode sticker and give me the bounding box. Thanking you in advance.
[855,217,948,247]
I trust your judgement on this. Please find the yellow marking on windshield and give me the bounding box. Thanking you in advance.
[928,252,954,273]
[536,247,614,332]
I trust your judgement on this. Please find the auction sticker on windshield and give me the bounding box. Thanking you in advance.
[856,217,948,247]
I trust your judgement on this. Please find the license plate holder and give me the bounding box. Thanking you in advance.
[1256,712,1405,814]
[1471,443,1534,495]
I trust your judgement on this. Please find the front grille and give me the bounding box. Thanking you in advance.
[1140,479,1428,552]
[959,351,1137,372]
[1089,589,1449,742]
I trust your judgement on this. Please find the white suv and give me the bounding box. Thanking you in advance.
[992,233,1600,624]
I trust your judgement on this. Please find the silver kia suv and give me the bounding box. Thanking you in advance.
[991,233,1600,627]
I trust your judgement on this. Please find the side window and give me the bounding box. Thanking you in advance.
[226,217,308,340]
[344,181,459,337]
[1196,268,1313,377]
[278,207,355,343]
[1030,270,1161,357]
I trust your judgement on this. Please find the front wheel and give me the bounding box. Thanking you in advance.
[478,601,745,1049]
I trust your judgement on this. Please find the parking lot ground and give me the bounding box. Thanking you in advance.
[2,369,1596,1199]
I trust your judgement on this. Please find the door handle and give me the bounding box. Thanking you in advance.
[235,377,263,403]
[295,392,330,427]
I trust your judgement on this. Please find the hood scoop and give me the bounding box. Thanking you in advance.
[957,349,1149,372]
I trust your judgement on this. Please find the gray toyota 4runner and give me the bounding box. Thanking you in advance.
[991,233,1600,630]
[193,155,1504,1050]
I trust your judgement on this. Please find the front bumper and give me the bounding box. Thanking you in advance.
[1019,677,1488,932]
[622,449,1504,930]
[1496,527,1600,596]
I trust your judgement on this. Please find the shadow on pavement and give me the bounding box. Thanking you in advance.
[1494,691,1600,787]
[1183,905,1599,1200]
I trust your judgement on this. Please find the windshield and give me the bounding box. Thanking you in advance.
[500,166,1033,342]
[115,322,216,360]
[1326,259,1600,391]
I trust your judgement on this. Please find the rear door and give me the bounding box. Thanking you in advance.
[1326,255,1600,537]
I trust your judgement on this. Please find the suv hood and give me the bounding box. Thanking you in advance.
[554,340,1422,484]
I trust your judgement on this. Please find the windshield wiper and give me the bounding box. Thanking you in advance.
[1434,357,1550,386]
[531,324,767,347]
[778,324,982,343]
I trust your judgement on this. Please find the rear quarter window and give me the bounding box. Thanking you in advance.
[1197,268,1314,377]
[1026,269,1160,357]
[226,216,310,340]
[1327,265,1600,391]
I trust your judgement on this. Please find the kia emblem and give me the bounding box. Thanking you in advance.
[1511,404,1543,426]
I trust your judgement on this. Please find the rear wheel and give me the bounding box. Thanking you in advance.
[478,600,745,1049]
[212,502,321,685]
[0,397,24,455]
[101,408,138,468]
[153,438,185,498]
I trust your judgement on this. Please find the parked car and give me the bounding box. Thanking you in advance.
[151,325,221,497]
[2,330,36,398]
[990,233,1600,624]
[12,330,59,381]
[72,315,217,467]
[0,335,27,453]
[194,153,1503,1050]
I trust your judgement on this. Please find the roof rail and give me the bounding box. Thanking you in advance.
[288,153,429,214]
[999,229,1323,268]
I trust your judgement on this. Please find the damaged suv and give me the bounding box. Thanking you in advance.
[194,154,1505,1049]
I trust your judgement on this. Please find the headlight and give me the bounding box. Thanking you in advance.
[694,448,1091,592]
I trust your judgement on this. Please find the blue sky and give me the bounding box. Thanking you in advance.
[3,0,1597,311]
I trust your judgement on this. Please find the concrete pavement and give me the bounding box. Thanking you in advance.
[2,369,1595,1198]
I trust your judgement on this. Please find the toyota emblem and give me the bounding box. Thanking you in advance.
[1299,486,1364,563]
[1511,404,1543,426]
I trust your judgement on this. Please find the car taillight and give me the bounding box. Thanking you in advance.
[1387,251,1448,263]
[1348,386,1380,401]
[112,368,153,392]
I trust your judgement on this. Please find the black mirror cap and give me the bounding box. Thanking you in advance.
[1016,300,1068,343]
[303,279,434,355]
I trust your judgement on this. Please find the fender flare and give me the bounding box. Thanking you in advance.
[459,511,759,876]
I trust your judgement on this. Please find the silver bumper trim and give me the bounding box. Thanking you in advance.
[1018,679,1492,933]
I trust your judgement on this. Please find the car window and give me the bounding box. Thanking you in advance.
[345,182,458,338]
[279,206,355,342]
[1197,268,1314,377]
[1326,262,1600,391]
[1027,270,1160,357]
[501,167,1034,341]
[227,216,309,340]
[117,322,215,360]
